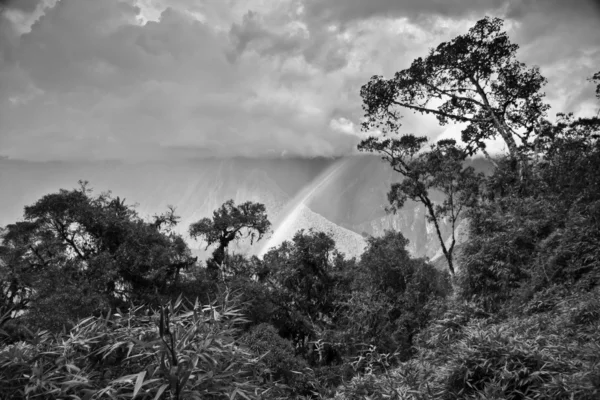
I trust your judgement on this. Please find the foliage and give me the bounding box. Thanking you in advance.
[335,289,600,399]
[458,112,600,309]
[2,21,600,400]
[226,276,278,329]
[590,71,600,100]
[359,135,482,274]
[332,231,450,358]
[240,323,312,396]
[0,183,196,332]
[341,20,600,400]
[360,16,549,160]
[261,230,348,358]
[189,200,270,277]
[0,295,272,400]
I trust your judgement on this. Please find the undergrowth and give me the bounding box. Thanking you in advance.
[334,286,600,399]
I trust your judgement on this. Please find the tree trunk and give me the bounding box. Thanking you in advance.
[469,76,530,180]
[423,198,455,276]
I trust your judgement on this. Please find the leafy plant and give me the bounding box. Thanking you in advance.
[0,294,273,399]
[240,323,312,396]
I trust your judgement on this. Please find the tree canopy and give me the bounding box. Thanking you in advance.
[189,200,270,275]
[360,17,549,161]
[0,182,195,330]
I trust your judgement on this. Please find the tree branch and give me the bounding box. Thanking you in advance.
[391,100,486,123]
[418,80,486,107]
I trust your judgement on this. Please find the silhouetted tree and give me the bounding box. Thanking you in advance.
[189,200,270,278]
[360,17,548,169]
[359,136,481,275]
[0,182,195,330]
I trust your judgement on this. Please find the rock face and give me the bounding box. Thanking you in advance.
[350,206,453,259]
[306,155,454,259]
[257,204,367,259]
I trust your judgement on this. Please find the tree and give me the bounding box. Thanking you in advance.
[591,70,600,101]
[189,200,270,277]
[360,17,549,166]
[348,230,450,357]
[359,136,481,275]
[0,226,35,330]
[261,229,361,373]
[0,182,196,330]
[264,230,338,321]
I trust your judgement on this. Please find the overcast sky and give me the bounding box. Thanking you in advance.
[1,0,599,161]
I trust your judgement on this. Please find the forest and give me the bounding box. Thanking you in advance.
[1,17,599,399]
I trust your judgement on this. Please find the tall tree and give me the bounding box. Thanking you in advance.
[359,136,481,275]
[189,200,270,277]
[360,17,549,165]
[348,230,450,357]
[261,229,347,359]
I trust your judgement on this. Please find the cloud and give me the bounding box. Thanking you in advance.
[228,7,353,72]
[0,0,598,161]
[504,0,600,116]
[228,10,304,58]
[301,0,600,117]
[302,0,507,25]
[1,0,42,13]
[0,0,365,161]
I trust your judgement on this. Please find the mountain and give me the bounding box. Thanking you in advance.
[305,156,453,259]
[257,204,367,259]
[0,156,491,260]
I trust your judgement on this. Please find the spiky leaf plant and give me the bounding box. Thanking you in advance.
[0,294,277,399]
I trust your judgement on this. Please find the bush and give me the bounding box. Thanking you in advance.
[459,137,600,311]
[240,323,313,396]
[0,295,272,400]
[334,231,451,359]
[444,324,555,399]
[336,350,438,400]
[333,288,600,399]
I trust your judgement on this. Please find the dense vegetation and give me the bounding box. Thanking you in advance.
[1,17,599,399]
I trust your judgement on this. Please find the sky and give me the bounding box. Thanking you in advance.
[0,0,599,162]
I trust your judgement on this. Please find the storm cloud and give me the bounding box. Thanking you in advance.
[0,0,598,161]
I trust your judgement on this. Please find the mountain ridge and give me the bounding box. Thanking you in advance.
[0,155,491,260]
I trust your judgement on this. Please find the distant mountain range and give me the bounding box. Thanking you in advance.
[0,156,492,262]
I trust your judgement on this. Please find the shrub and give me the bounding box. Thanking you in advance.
[240,323,313,396]
[336,349,438,400]
[443,324,555,399]
[0,295,272,400]
[333,287,600,400]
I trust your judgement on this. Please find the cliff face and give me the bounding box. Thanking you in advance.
[305,156,454,259]
[350,206,453,259]
[256,204,367,259]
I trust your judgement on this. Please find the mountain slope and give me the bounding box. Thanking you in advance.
[257,204,367,259]
[0,156,491,260]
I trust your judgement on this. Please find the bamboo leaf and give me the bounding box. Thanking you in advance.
[133,371,146,398]
[153,384,169,400]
